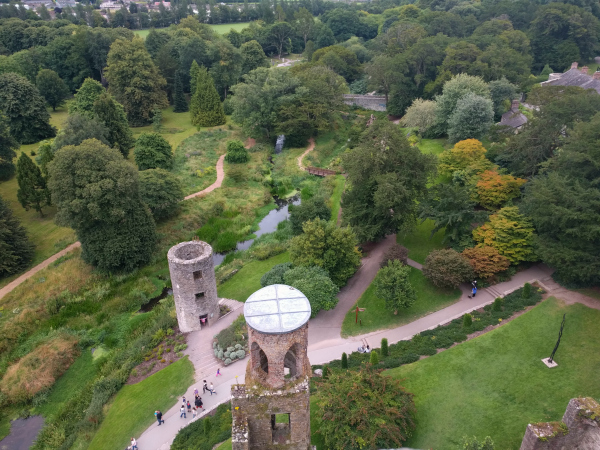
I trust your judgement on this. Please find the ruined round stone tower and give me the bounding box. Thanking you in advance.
[231,284,313,450]
[167,240,219,333]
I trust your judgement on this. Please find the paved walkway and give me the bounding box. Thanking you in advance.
[297,138,315,170]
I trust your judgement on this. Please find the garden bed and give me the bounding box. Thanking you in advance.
[213,315,248,366]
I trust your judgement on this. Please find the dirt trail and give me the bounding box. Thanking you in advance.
[297,138,315,170]
[0,242,81,300]
[184,154,225,200]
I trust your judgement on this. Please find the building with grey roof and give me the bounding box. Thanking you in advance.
[498,99,528,132]
[540,62,600,94]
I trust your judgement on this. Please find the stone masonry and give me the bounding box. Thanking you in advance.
[342,94,387,111]
[231,285,313,450]
[167,240,219,333]
[520,398,600,450]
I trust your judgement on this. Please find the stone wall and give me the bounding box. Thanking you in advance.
[246,322,311,389]
[231,379,311,450]
[342,94,387,111]
[167,241,219,333]
[520,398,600,450]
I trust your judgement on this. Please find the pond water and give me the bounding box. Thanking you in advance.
[0,415,45,450]
[212,195,300,266]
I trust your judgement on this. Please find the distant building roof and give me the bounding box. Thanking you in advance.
[540,62,600,94]
[498,100,528,130]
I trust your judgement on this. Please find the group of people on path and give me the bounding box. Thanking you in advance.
[179,379,217,420]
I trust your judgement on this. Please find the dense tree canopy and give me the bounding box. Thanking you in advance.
[134,132,173,171]
[138,168,183,221]
[16,152,50,217]
[0,72,55,144]
[0,195,34,277]
[48,139,156,272]
[36,69,69,111]
[0,113,18,180]
[342,120,436,242]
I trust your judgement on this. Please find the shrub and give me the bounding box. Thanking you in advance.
[289,197,330,235]
[492,298,503,311]
[463,313,473,328]
[260,262,293,287]
[374,261,417,312]
[341,352,348,369]
[423,249,474,288]
[381,244,409,268]
[462,247,510,280]
[224,140,249,164]
[134,132,173,170]
[369,350,379,365]
[381,338,389,357]
[398,353,420,365]
[522,282,532,299]
[322,365,330,379]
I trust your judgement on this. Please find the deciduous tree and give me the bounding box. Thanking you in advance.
[0,195,34,277]
[342,120,436,242]
[69,78,105,118]
[105,37,168,126]
[138,168,183,221]
[240,40,268,74]
[472,206,535,264]
[16,152,50,217]
[290,218,361,287]
[375,260,416,312]
[48,139,156,272]
[36,69,69,111]
[283,265,339,316]
[52,114,110,151]
[447,93,494,143]
[475,170,526,210]
[438,139,488,178]
[0,113,18,181]
[461,247,510,279]
[435,74,490,134]
[400,99,437,134]
[289,197,330,235]
[0,73,56,144]
[423,249,473,288]
[92,92,135,158]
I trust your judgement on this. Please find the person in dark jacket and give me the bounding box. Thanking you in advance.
[155,410,164,425]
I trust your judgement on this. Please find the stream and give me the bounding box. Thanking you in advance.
[212,195,300,266]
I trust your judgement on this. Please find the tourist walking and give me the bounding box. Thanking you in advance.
[180,405,186,418]
[216,368,221,376]
[195,395,203,409]
[155,410,164,426]
[187,400,191,413]
[209,382,216,395]
[203,380,208,393]
[130,437,138,450]
[194,386,199,396]
[469,284,477,298]
[192,407,197,419]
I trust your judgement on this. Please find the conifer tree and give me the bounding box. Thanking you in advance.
[0,113,18,181]
[16,152,51,217]
[0,195,35,277]
[190,60,200,97]
[93,92,135,158]
[190,66,226,128]
[173,72,188,113]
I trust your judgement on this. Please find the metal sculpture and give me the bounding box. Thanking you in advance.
[548,314,566,363]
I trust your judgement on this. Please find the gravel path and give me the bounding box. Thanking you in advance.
[297,137,315,170]
[184,154,226,200]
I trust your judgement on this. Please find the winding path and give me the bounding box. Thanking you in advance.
[297,137,315,170]
[184,154,226,200]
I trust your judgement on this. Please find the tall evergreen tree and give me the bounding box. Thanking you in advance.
[189,60,200,97]
[0,113,19,181]
[16,153,51,217]
[0,195,35,277]
[93,92,135,158]
[104,37,169,126]
[69,78,105,118]
[173,71,188,113]
[190,66,226,128]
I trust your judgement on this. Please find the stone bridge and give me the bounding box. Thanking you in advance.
[343,94,387,111]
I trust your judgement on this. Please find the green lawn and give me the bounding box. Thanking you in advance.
[387,298,600,449]
[217,252,290,301]
[88,357,194,450]
[341,267,461,337]
[397,219,446,265]
[215,438,233,450]
[134,22,251,39]
[329,175,345,223]
[417,138,447,155]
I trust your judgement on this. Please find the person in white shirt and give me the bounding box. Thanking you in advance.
[130,437,138,450]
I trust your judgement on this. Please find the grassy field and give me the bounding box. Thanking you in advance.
[341,267,461,337]
[387,298,600,449]
[88,357,194,450]
[217,252,290,301]
[134,22,251,39]
[216,438,233,450]
[397,219,446,265]
[417,138,447,155]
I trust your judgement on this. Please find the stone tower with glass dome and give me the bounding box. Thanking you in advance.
[231,284,313,450]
